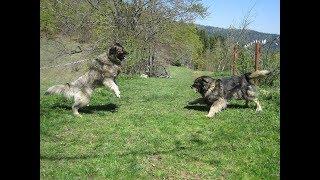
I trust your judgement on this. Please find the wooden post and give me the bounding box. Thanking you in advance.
[254,42,261,71]
[254,42,261,84]
[232,44,238,75]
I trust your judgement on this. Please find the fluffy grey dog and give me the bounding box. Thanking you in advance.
[45,43,128,117]
[189,70,270,117]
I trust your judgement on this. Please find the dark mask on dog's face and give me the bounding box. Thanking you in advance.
[190,83,200,93]
[191,76,213,96]
[109,43,128,62]
[191,78,202,93]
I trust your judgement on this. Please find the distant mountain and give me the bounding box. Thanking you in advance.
[196,24,280,52]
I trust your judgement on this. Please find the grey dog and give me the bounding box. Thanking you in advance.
[45,43,128,117]
[189,70,270,117]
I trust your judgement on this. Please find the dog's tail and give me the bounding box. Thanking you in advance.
[248,70,270,79]
[45,83,74,98]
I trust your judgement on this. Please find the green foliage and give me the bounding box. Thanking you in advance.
[40,0,208,69]
[40,0,279,87]
[237,48,254,74]
[197,29,210,51]
[90,7,113,44]
[160,22,204,69]
[195,28,230,72]
[260,52,280,87]
[176,23,204,68]
[40,0,58,36]
[122,37,150,72]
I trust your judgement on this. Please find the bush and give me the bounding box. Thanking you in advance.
[260,52,280,87]
[40,0,58,36]
[237,48,255,74]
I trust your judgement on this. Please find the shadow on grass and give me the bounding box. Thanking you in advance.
[51,103,118,114]
[40,129,226,166]
[184,105,209,112]
[184,103,249,112]
[41,139,222,166]
[41,154,99,161]
[227,104,249,109]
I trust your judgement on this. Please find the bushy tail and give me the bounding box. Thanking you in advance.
[45,83,74,98]
[248,70,270,79]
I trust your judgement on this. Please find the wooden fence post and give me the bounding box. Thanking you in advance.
[254,42,261,84]
[254,42,261,71]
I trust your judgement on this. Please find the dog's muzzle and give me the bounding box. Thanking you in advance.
[191,86,198,93]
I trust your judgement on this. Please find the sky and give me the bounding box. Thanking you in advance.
[195,0,280,34]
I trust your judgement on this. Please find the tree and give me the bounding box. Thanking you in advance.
[40,0,208,76]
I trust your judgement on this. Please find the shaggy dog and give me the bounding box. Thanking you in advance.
[45,43,128,117]
[189,70,270,117]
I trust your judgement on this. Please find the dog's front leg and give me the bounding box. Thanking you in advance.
[103,78,121,98]
[206,98,227,118]
[253,98,262,111]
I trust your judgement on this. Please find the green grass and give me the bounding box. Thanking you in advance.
[40,66,280,179]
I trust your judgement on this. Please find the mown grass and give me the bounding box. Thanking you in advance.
[40,66,279,179]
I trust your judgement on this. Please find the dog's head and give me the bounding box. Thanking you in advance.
[108,43,128,62]
[191,76,215,96]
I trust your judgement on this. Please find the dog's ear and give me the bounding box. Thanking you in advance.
[203,77,213,84]
[203,78,209,83]
[109,46,117,56]
[114,42,122,47]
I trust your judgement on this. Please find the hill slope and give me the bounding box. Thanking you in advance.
[197,24,280,52]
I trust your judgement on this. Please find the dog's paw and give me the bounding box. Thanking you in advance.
[205,114,214,118]
[255,108,262,112]
[115,92,121,98]
[74,113,82,118]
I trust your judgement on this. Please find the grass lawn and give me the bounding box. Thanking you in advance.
[40,66,280,179]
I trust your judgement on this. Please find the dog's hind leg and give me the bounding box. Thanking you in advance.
[206,98,227,118]
[244,87,258,109]
[72,92,90,117]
